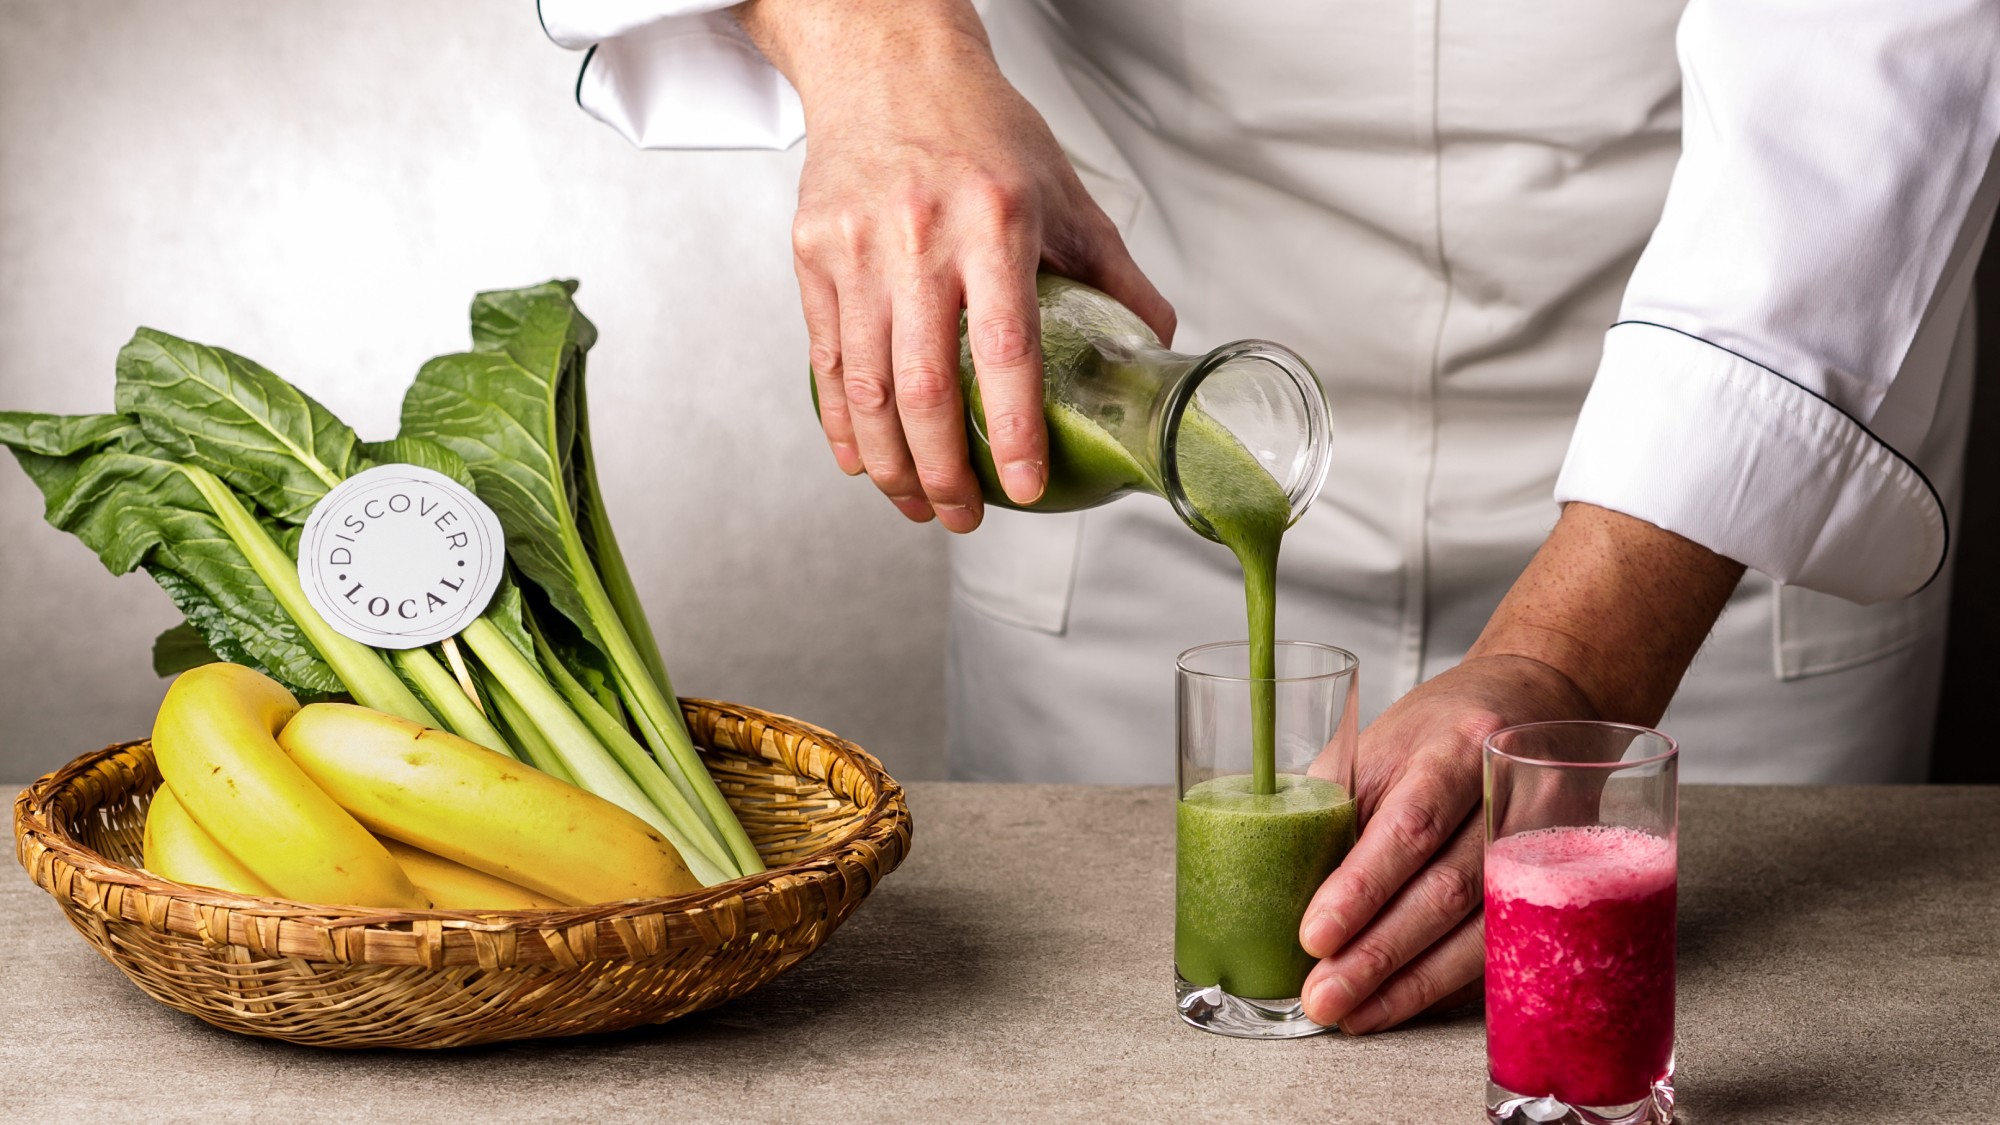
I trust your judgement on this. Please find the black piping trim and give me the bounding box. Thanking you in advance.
[1612,319,1949,592]
[575,44,597,109]
[535,0,549,40]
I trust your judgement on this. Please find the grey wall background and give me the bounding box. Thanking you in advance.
[0,1,951,780]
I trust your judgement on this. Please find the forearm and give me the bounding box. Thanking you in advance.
[734,0,996,104]
[1467,502,1745,726]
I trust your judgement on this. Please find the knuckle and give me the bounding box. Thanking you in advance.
[972,312,1038,367]
[1384,800,1452,856]
[982,407,1041,447]
[1385,961,1445,1016]
[914,465,975,503]
[891,187,946,258]
[843,370,895,413]
[1341,865,1390,914]
[808,342,841,378]
[967,174,1034,235]
[1422,862,1481,921]
[864,462,918,498]
[895,361,958,414]
[1344,940,1401,988]
[831,209,871,259]
[791,212,832,258]
[1452,708,1509,752]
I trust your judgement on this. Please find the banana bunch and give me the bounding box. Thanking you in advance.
[141,663,701,909]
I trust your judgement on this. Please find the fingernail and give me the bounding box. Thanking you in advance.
[1000,459,1045,505]
[935,502,982,533]
[832,443,863,476]
[1301,911,1343,958]
[1313,974,1359,1025]
[890,495,936,523]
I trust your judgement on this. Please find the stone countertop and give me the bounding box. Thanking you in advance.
[4,782,1997,1122]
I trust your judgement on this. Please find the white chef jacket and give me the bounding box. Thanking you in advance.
[542,0,2000,783]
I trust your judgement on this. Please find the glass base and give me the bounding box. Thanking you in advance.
[1174,974,1328,1039]
[1486,1071,1675,1125]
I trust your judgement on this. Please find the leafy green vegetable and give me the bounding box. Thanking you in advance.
[402,281,763,875]
[150,621,222,678]
[1,282,763,889]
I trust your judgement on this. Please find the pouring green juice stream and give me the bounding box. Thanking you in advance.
[811,275,1343,1001]
[813,276,1296,786]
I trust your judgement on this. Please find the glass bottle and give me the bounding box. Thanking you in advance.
[959,275,1331,541]
[813,275,1332,541]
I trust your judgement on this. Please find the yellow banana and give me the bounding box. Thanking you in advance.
[376,837,567,910]
[151,663,427,908]
[142,783,278,897]
[279,703,700,905]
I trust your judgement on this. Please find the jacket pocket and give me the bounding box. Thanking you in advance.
[1774,576,1949,681]
[949,507,1087,635]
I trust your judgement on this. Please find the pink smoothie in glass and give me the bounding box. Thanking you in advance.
[1485,824,1676,1109]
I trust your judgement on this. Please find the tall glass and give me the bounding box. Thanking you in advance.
[1175,641,1358,1038]
[1484,723,1679,1125]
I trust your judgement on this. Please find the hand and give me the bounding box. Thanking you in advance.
[1298,654,1596,1032]
[739,0,1174,532]
[1298,503,1746,1033]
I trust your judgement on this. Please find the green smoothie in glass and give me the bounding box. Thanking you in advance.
[1177,775,1358,999]
[816,275,1351,1011]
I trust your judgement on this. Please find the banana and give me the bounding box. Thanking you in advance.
[376,837,568,910]
[279,703,700,905]
[142,783,278,897]
[151,663,428,908]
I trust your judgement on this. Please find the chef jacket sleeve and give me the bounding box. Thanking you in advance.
[1555,0,2000,604]
[538,0,803,149]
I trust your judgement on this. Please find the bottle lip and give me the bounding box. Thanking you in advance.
[1157,339,1334,542]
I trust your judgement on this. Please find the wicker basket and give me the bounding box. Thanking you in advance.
[12,699,911,1049]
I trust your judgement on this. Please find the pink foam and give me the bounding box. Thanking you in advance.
[1485,824,1676,909]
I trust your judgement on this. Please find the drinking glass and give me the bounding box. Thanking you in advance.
[1174,641,1358,1038]
[1484,722,1679,1125]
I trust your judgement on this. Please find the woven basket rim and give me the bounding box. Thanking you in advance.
[13,697,911,966]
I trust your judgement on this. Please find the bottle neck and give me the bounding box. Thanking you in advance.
[1150,339,1332,542]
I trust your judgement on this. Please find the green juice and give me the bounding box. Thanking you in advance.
[959,277,1292,787]
[1176,775,1358,999]
[826,275,1350,998]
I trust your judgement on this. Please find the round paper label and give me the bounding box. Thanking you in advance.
[297,464,505,649]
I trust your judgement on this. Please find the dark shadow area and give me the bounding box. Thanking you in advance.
[1933,220,2000,783]
[1673,790,1999,1118]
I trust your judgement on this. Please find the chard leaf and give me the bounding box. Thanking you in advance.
[150,620,225,678]
[0,411,137,457]
[113,328,362,522]
[399,280,602,645]
[150,571,264,675]
[4,432,343,695]
[359,436,478,490]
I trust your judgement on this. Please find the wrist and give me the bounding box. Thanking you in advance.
[734,0,998,108]
[1468,503,1744,725]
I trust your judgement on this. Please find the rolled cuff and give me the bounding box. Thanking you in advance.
[1554,322,1947,604]
[574,14,804,151]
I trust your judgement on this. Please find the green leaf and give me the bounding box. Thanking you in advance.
[7,437,346,695]
[0,411,137,457]
[113,328,362,522]
[150,621,222,677]
[359,436,478,490]
[402,280,763,875]
[399,280,601,644]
